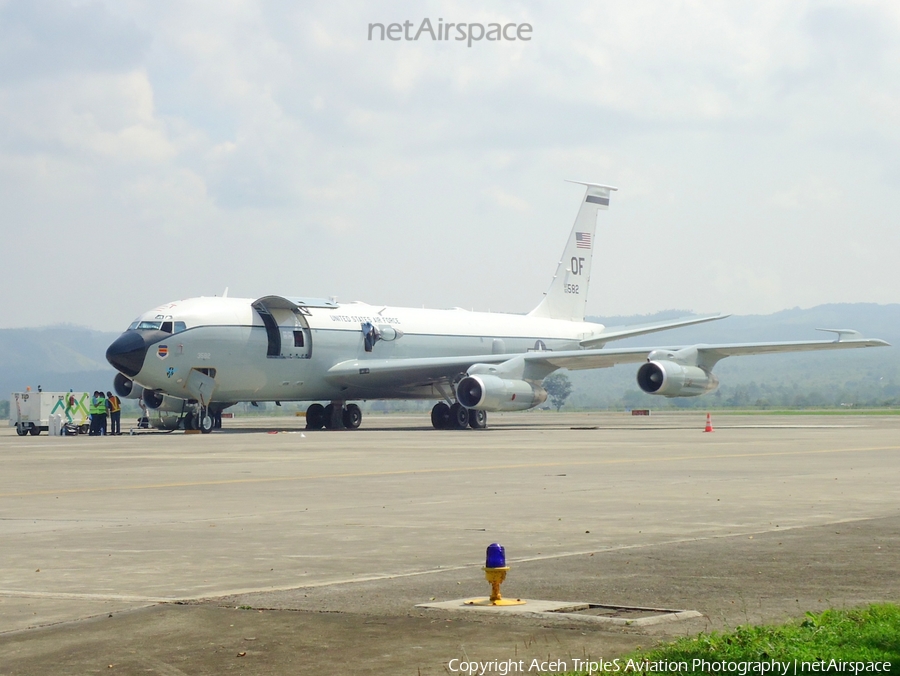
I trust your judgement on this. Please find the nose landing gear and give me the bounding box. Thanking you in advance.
[198,410,213,433]
[184,408,215,433]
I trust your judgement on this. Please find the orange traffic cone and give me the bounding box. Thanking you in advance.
[704,413,714,433]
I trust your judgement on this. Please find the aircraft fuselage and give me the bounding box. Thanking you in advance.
[109,296,605,405]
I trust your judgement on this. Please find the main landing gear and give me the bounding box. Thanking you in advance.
[430,402,487,430]
[302,401,485,431]
[305,402,362,430]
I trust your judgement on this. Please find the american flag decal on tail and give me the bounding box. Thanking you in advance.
[575,232,592,249]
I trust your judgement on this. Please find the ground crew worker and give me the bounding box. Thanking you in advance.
[106,391,121,435]
[97,392,108,436]
[89,391,101,436]
[65,390,76,423]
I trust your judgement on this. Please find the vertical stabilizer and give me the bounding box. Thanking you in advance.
[528,181,617,322]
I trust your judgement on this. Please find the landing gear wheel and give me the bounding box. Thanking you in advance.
[29,426,41,436]
[342,404,362,429]
[198,410,213,434]
[449,403,469,430]
[468,409,487,429]
[183,412,195,431]
[306,403,325,430]
[431,402,450,430]
[16,424,27,436]
[322,403,336,429]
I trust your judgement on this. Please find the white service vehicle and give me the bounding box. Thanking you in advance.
[106,182,890,433]
[11,391,91,436]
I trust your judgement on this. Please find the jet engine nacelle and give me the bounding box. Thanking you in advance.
[456,374,548,412]
[113,373,144,400]
[142,388,186,413]
[636,360,719,397]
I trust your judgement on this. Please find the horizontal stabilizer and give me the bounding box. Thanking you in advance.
[817,328,863,342]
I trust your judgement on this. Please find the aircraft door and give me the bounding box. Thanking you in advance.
[252,297,313,359]
[275,310,311,359]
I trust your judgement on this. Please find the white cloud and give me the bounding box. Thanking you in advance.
[0,0,898,329]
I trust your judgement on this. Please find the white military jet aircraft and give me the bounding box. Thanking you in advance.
[106,182,888,432]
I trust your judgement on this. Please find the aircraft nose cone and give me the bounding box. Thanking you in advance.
[106,330,149,378]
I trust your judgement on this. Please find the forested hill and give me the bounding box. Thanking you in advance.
[0,327,118,405]
[0,304,897,416]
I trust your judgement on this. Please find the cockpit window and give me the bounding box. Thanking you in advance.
[129,319,188,333]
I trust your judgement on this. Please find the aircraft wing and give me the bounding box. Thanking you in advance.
[325,353,515,390]
[324,347,678,390]
[552,334,889,371]
[580,313,729,348]
[325,331,888,391]
[672,332,891,369]
[510,332,887,374]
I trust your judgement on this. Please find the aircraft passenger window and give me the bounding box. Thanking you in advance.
[160,321,173,333]
[174,321,186,333]
[293,331,304,348]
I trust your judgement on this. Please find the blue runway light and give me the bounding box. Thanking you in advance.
[465,542,524,606]
[485,543,506,569]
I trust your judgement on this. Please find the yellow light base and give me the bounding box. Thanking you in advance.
[464,597,527,606]
[471,565,525,605]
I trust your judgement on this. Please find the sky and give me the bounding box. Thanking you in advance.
[0,0,898,330]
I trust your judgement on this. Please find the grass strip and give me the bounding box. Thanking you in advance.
[563,605,900,674]
[723,410,900,416]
